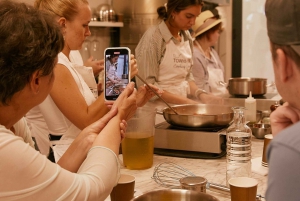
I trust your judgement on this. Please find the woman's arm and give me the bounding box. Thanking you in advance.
[91,82,137,154]
[0,83,137,200]
[57,108,125,172]
[57,82,137,172]
[50,63,110,130]
[189,81,224,104]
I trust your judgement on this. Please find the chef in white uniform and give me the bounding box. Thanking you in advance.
[135,0,223,108]
[192,9,228,96]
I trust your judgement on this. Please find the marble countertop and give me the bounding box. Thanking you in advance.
[118,137,267,201]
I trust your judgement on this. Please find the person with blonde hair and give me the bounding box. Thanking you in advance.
[26,0,159,162]
[0,1,137,200]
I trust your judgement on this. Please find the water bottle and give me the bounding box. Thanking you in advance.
[226,106,252,186]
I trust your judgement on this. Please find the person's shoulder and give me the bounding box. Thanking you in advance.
[141,23,161,39]
[193,45,205,59]
[273,121,300,150]
[0,124,17,140]
[136,22,164,52]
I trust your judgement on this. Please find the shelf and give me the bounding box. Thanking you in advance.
[89,21,124,27]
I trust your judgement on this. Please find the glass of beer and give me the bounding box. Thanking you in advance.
[122,106,156,170]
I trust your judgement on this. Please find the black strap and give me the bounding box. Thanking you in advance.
[49,134,62,141]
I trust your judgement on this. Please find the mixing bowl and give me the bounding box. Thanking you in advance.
[247,123,272,139]
[131,189,219,201]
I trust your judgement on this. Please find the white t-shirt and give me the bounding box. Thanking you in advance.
[0,118,120,201]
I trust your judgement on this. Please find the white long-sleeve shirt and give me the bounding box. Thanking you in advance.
[0,118,120,201]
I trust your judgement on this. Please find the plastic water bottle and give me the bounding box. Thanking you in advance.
[226,106,252,186]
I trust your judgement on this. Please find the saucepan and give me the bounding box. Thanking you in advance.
[219,77,267,96]
[157,104,234,128]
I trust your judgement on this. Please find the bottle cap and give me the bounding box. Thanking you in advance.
[245,91,256,103]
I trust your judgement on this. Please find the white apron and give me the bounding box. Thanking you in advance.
[157,37,193,96]
[195,41,227,96]
[207,53,227,96]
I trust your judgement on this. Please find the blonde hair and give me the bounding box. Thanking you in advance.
[34,0,89,21]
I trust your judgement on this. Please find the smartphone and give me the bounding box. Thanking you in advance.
[104,47,131,101]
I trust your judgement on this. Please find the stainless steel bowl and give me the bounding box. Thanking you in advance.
[247,123,272,139]
[131,189,219,201]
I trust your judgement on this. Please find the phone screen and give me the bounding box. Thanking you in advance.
[104,47,130,101]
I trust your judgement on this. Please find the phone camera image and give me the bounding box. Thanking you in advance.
[104,47,130,101]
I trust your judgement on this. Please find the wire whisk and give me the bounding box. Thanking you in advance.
[152,162,265,201]
[152,162,195,188]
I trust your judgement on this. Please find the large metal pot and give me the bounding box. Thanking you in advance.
[159,104,234,128]
[227,77,267,96]
[131,189,219,201]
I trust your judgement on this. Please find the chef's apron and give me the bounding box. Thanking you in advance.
[157,37,193,96]
[195,41,227,96]
[207,53,227,96]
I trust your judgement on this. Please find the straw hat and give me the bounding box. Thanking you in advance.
[192,10,222,38]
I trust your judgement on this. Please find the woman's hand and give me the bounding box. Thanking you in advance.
[136,84,164,107]
[130,55,138,79]
[270,102,300,136]
[111,82,138,121]
[84,56,104,76]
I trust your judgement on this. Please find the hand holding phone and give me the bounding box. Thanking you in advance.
[104,47,131,101]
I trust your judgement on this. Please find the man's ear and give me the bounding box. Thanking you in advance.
[276,48,293,83]
[30,71,41,94]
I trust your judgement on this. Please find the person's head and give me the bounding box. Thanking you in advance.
[107,54,119,64]
[265,0,300,104]
[0,0,64,106]
[192,9,223,45]
[34,0,91,51]
[157,0,203,31]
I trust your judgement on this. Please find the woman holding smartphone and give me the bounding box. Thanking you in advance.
[27,0,159,162]
[135,0,223,108]
[0,1,138,199]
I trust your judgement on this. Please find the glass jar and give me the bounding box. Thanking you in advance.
[226,106,252,186]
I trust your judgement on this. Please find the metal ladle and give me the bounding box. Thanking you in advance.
[135,74,179,115]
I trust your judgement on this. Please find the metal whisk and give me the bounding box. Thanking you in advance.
[152,162,195,188]
[152,162,265,201]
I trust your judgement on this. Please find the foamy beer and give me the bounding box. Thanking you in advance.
[262,134,273,167]
[122,106,156,170]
